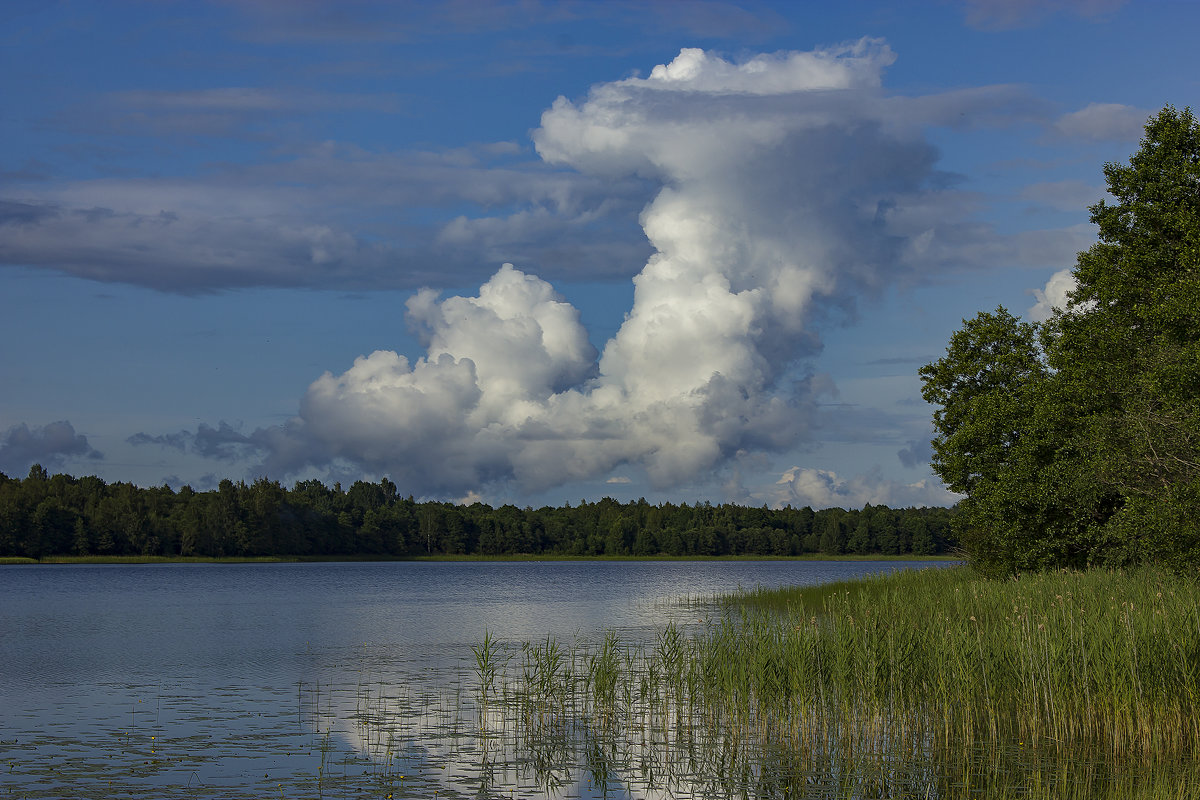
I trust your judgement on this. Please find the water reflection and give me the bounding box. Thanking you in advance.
[294,632,1193,800]
[14,559,1175,798]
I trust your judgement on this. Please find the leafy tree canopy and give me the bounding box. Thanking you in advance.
[922,106,1200,577]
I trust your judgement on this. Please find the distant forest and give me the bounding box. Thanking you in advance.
[0,465,957,560]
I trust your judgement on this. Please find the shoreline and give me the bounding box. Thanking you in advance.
[0,552,961,566]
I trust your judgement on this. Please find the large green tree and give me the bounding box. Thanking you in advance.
[919,307,1095,575]
[1056,106,1200,571]
[922,106,1200,576]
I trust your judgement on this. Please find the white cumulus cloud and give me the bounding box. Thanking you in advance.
[1028,267,1091,322]
[150,43,1062,497]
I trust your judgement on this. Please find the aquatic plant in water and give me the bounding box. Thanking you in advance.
[470,566,1200,798]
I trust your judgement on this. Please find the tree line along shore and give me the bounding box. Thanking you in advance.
[0,464,954,561]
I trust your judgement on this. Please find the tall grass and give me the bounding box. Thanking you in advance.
[725,566,1200,755]
[481,566,1200,797]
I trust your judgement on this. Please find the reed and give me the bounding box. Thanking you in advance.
[481,565,1200,798]
[586,629,622,718]
[472,629,502,709]
[725,565,1200,755]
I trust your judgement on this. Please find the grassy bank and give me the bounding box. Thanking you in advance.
[714,566,1200,754]
[484,565,1200,797]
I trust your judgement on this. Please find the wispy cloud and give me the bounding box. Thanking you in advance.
[228,1,786,44]
[0,145,655,292]
[961,0,1126,31]
[1019,179,1105,212]
[1053,103,1149,142]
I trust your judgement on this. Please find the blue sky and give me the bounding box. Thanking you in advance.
[1,0,1196,508]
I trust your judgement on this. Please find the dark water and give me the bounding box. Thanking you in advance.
[1,559,944,798]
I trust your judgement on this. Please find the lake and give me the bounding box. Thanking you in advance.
[0,559,946,798]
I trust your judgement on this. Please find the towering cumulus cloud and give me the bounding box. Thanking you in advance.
[272,42,957,495]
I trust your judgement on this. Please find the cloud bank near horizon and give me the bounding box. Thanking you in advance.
[770,466,960,509]
[0,421,103,476]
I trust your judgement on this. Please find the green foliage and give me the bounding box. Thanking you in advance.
[0,465,956,560]
[725,566,1200,754]
[922,106,1200,575]
[920,307,1048,497]
[920,308,1086,575]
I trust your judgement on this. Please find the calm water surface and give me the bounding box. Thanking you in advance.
[0,560,945,797]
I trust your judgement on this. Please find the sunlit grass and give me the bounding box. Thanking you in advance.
[483,566,1200,797]
[724,566,1200,754]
